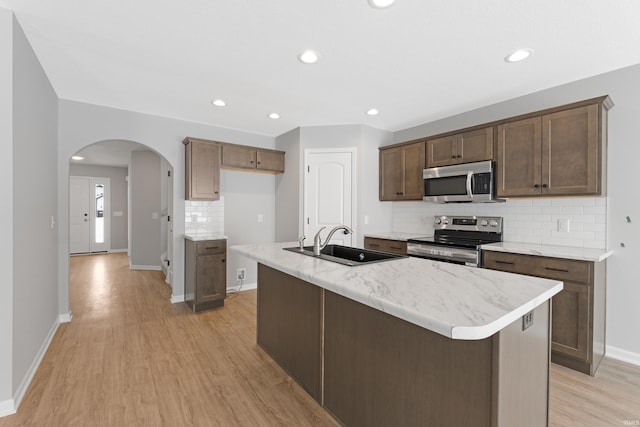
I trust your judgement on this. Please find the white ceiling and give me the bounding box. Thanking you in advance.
[3,0,640,141]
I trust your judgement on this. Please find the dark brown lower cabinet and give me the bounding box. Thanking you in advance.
[184,239,227,311]
[363,237,407,255]
[483,250,606,376]
[257,263,551,427]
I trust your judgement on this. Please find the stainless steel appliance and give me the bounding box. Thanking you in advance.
[423,160,503,203]
[407,215,503,267]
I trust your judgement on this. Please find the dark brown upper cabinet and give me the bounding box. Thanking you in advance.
[221,144,285,173]
[379,140,425,201]
[497,98,612,198]
[426,127,493,168]
[184,139,220,201]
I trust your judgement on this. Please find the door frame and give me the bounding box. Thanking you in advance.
[303,147,357,245]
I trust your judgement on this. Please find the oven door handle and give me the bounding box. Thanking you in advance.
[466,171,473,198]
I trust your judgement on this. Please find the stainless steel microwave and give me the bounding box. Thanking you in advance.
[423,160,503,203]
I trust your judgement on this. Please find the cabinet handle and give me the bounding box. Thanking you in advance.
[534,184,540,188]
[206,246,220,250]
[257,161,261,164]
[495,260,515,265]
[369,244,381,247]
[451,156,456,159]
[396,192,404,195]
[544,267,569,273]
[456,154,462,158]
[542,184,548,188]
[390,246,402,250]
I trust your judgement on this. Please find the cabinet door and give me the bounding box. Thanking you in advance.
[399,142,426,200]
[458,127,493,164]
[364,237,407,255]
[551,282,590,361]
[496,117,542,197]
[197,253,226,307]
[186,141,220,201]
[542,104,599,195]
[426,135,457,167]
[379,147,403,201]
[221,144,257,169]
[256,149,285,172]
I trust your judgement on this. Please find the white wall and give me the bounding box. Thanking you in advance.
[69,164,129,251]
[10,10,59,411]
[57,100,275,306]
[393,63,640,360]
[0,7,14,410]
[129,150,162,268]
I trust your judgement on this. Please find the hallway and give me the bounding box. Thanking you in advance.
[0,253,336,426]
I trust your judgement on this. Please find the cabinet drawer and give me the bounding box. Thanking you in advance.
[196,240,227,256]
[482,251,591,284]
[364,238,407,255]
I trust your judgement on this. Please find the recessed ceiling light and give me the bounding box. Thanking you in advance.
[297,50,319,64]
[211,99,227,107]
[268,113,280,120]
[368,0,395,8]
[504,49,534,63]
[71,156,84,161]
[366,108,379,116]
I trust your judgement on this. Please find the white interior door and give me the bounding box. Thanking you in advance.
[304,149,355,247]
[166,168,173,284]
[70,176,110,254]
[70,177,90,253]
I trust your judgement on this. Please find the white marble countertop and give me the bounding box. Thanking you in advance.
[364,232,431,241]
[184,233,228,242]
[232,242,562,341]
[482,242,613,262]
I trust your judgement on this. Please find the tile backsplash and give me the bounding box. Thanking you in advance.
[392,197,607,249]
[185,197,225,235]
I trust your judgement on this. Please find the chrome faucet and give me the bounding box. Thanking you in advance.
[313,225,354,256]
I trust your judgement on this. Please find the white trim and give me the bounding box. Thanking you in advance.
[606,345,640,366]
[170,294,185,304]
[12,317,61,414]
[130,264,161,271]
[108,248,128,253]
[59,311,73,323]
[227,282,257,293]
[0,399,16,417]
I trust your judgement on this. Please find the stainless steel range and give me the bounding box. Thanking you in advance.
[407,215,503,267]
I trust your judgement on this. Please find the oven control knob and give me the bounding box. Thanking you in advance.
[434,218,442,225]
[480,219,488,227]
[442,219,449,225]
[489,220,499,227]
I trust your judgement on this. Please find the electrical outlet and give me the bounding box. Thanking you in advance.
[522,310,534,331]
[236,268,246,281]
[557,218,570,233]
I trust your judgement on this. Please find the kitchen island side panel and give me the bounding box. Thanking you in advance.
[323,290,493,427]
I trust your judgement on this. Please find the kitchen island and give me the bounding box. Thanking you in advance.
[233,242,563,427]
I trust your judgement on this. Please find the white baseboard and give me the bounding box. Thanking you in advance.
[130,265,161,271]
[58,311,73,323]
[11,316,61,415]
[108,248,128,253]
[170,294,185,304]
[606,345,640,366]
[0,399,16,417]
[228,282,257,292]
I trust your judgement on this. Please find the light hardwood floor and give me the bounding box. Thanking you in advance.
[1,253,638,426]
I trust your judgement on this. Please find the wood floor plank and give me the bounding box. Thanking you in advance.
[1,252,638,426]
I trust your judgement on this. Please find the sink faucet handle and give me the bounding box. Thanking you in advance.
[298,235,306,250]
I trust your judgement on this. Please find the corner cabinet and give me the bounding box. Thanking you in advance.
[184,238,227,312]
[184,139,220,201]
[426,127,493,168]
[379,140,425,201]
[221,144,285,173]
[496,97,613,197]
[483,251,606,376]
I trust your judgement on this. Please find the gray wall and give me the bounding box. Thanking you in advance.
[69,164,128,251]
[394,63,640,358]
[130,151,162,268]
[57,100,275,307]
[274,124,393,247]
[9,11,59,407]
[0,7,14,407]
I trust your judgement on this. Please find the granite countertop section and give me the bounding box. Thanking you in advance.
[232,242,562,341]
[364,232,432,241]
[184,233,228,242]
[482,242,613,262]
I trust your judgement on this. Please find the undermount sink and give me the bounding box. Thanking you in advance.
[283,244,407,266]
